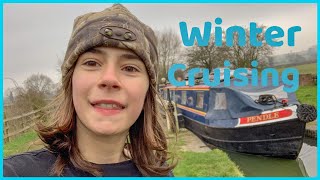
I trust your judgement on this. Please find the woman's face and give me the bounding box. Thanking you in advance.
[72,47,149,136]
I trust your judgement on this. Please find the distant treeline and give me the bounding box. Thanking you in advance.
[272,60,317,69]
[268,45,316,68]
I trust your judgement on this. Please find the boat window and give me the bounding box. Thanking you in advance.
[187,96,194,107]
[214,93,227,110]
[181,91,187,105]
[196,92,204,109]
[175,94,181,103]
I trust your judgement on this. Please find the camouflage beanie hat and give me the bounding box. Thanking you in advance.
[61,4,158,85]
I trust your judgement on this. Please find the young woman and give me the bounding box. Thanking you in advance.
[4,4,175,176]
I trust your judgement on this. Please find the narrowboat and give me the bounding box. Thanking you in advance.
[161,78,316,159]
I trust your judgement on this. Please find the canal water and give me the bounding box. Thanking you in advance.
[222,137,317,177]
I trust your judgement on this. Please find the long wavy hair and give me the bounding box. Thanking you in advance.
[37,61,176,176]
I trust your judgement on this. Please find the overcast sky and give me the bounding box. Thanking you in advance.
[3,3,317,94]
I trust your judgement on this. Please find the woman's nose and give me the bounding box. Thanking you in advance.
[98,65,121,89]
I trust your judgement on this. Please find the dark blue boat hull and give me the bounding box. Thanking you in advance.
[183,116,306,159]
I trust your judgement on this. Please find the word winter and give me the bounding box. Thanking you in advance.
[179,17,301,47]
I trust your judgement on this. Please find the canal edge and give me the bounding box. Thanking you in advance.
[305,124,317,139]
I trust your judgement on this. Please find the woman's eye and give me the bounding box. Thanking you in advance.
[122,66,139,72]
[83,60,100,67]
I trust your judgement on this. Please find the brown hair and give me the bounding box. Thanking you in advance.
[37,62,175,176]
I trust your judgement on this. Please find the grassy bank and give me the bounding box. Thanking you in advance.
[168,130,243,177]
[296,86,317,108]
[174,150,243,177]
[276,63,317,74]
[4,130,42,158]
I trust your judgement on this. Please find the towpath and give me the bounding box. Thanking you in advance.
[178,128,211,152]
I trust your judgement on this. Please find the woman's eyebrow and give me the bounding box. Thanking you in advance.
[120,53,141,60]
[87,48,140,61]
[87,48,105,55]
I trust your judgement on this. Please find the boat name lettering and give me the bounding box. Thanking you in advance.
[246,112,279,123]
[240,109,293,125]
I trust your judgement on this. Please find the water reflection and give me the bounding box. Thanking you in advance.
[226,150,307,177]
[204,137,317,177]
[214,140,317,177]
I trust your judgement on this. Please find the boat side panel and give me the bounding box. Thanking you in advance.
[184,116,305,159]
[172,87,210,124]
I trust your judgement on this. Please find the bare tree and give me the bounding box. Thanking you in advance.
[227,25,273,69]
[185,36,229,71]
[12,74,55,112]
[24,74,54,95]
[156,29,182,83]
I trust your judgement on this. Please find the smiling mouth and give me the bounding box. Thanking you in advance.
[91,102,125,116]
[92,102,125,110]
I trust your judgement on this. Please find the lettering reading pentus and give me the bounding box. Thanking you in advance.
[179,17,302,47]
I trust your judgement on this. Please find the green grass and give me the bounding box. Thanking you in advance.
[167,130,243,177]
[174,150,243,177]
[276,63,317,74]
[167,131,186,153]
[296,85,317,108]
[4,130,42,158]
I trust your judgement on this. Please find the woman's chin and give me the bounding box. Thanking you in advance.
[91,128,119,136]
[89,124,126,137]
